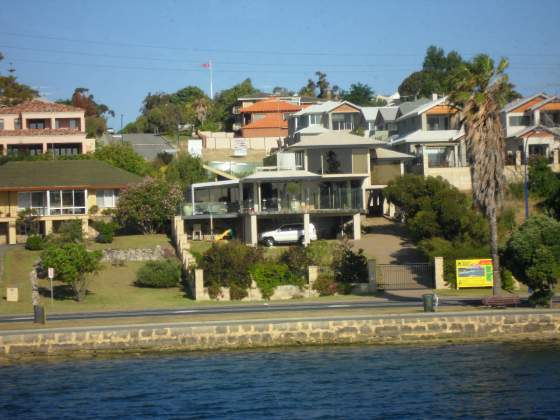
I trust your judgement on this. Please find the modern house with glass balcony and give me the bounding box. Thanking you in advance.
[0,160,141,244]
[180,131,413,244]
[0,100,94,156]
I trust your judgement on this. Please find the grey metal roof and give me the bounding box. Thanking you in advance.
[241,170,321,182]
[108,133,178,160]
[397,98,432,118]
[373,147,414,160]
[360,107,380,121]
[288,131,386,149]
[378,106,399,122]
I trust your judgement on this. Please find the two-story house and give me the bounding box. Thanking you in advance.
[178,131,412,244]
[238,99,303,138]
[0,100,94,156]
[501,93,560,172]
[388,96,469,189]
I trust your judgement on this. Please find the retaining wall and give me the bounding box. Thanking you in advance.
[1,310,559,359]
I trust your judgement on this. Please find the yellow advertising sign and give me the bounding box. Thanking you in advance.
[456,259,494,289]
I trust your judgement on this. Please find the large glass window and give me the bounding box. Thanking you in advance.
[96,189,119,208]
[49,190,86,215]
[427,115,450,130]
[17,191,46,215]
[509,115,531,126]
[27,119,47,129]
[509,115,531,127]
[427,147,455,168]
[0,119,4,130]
[309,114,322,125]
[331,113,355,130]
[14,118,21,129]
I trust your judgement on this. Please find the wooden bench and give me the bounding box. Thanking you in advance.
[482,295,521,308]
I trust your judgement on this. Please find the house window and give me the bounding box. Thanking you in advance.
[17,191,47,215]
[252,113,266,122]
[0,119,3,130]
[427,115,450,130]
[14,119,21,129]
[96,189,119,208]
[28,119,46,129]
[331,113,354,130]
[309,114,322,125]
[69,119,78,129]
[295,151,304,169]
[509,115,530,126]
[49,190,86,215]
[427,147,455,168]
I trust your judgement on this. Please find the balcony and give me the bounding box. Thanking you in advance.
[182,201,240,217]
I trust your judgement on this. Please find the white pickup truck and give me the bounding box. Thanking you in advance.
[259,223,318,246]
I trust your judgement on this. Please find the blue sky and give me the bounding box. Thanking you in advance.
[1,0,559,127]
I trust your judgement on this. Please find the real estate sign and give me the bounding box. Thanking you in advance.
[456,259,493,289]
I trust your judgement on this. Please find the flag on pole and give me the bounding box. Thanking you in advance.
[201,62,211,69]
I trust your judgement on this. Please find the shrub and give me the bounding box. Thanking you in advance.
[249,262,304,300]
[501,268,515,293]
[135,260,181,288]
[507,182,525,200]
[279,246,313,279]
[200,240,264,300]
[384,174,488,244]
[25,235,45,251]
[529,157,560,198]
[332,242,368,284]
[92,221,117,243]
[306,240,338,267]
[503,215,560,306]
[313,273,337,296]
[57,220,83,243]
[89,205,99,215]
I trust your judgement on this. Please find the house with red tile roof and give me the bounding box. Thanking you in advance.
[0,99,94,156]
[238,99,303,138]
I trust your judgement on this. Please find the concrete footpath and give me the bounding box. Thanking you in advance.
[1,309,559,360]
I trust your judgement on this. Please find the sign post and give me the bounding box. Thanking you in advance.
[456,259,493,289]
[48,267,55,304]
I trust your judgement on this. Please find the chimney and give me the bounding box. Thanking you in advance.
[432,93,438,101]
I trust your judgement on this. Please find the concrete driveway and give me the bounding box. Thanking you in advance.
[352,217,426,264]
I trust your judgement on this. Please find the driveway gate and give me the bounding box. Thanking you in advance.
[375,263,434,290]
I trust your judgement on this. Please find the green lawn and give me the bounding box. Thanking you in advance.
[0,234,187,315]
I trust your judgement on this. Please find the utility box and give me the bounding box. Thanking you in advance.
[6,287,18,302]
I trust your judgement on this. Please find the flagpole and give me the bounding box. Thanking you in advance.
[209,60,213,100]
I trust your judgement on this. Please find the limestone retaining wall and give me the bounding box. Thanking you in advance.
[1,310,559,359]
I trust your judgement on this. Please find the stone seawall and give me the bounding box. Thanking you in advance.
[1,310,559,359]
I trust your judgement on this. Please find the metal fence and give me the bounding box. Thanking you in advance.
[375,263,434,290]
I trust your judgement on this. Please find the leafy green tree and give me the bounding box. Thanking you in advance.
[41,243,102,302]
[212,78,259,130]
[115,177,183,234]
[384,174,488,244]
[0,52,38,106]
[165,152,206,189]
[299,79,317,97]
[340,82,387,106]
[399,46,521,102]
[449,54,517,294]
[94,142,153,176]
[503,215,560,306]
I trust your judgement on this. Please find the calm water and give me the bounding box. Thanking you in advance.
[1,342,560,419]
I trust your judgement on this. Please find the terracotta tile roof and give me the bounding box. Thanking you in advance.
[240,99,302,113]
[0,128,83,137]
[243,114,288,130]
[0,100,84,114]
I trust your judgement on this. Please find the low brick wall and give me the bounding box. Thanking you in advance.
[1,310,559,359]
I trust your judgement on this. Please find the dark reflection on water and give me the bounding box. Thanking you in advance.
[1,341,560,419]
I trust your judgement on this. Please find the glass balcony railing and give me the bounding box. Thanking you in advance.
[181,202,240,216]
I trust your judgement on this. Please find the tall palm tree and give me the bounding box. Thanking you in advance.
[450,55,514,295]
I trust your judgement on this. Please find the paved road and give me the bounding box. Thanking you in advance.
[0,296,512,324]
